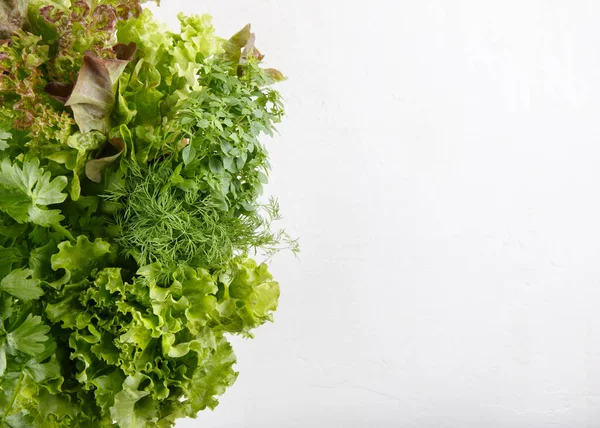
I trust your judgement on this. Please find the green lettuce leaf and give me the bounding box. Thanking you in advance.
[182,335,237,416]
[117,8,171,68]
[42,258,276,426]
[50,235,112,282]
[169,13,222,98]
[110,374,157,428]
[215,257,280,336]
[85,137,125,183]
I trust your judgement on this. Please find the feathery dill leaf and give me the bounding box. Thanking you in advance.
[105,160,296,271]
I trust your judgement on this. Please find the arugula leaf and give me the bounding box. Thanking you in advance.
[0,158,68,227]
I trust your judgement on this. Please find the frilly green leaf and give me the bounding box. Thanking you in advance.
[50,235,112,282]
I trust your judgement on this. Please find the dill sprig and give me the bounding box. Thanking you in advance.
[104,160,296,271]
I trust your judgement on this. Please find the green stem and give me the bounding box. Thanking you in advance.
[52,223,75,243]
[2,370,24,422]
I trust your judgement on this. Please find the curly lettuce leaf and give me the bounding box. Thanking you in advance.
[182,335,237,416]
[40,257,276,425]
[169,13,222,98]
[116,8,171,68]
[214,257,280,336]
[50,235,112,282]
[0,27,75,148]
[110,374,157,428]
[0,0,30,38]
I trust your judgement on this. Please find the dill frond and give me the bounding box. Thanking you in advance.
[105,160,294,271]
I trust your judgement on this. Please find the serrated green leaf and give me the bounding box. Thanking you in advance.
[28,241,57,280]
[25,358,62,386]
[0,158,68,227]
[1,268,44,300]
[7,314,50,356]
[0,244,23,279]
[0,129,11,151]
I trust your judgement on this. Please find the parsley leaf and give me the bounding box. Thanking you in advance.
[0,130,11,151]
[0,158,67,227]
[0,268,44,301]
[6,315,50,356]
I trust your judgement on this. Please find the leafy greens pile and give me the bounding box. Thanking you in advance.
[0,0,295,426]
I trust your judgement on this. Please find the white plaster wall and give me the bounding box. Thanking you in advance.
[149,1,600,427]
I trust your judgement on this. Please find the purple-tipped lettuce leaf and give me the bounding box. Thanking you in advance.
[45,42,137,134]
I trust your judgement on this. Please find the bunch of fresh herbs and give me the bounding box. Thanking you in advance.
[0,1,295,426]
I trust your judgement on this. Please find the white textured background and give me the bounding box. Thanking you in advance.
[148,1,600,427]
